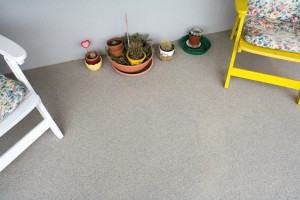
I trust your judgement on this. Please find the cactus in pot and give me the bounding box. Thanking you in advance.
[126,40,146,65]
[159,40,175,57]
[189,26,203,46]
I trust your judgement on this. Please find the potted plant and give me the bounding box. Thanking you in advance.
[81,40,102,71]
[107,33,154,74]
[107,37,124,57]
[159,40,175,57]
[126,41,146,65]
[85,51,100,64]
[107,37,124,51]
[189,26,203,46]
[106,15,153,75]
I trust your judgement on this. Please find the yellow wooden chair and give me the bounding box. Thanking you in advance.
[225,0,300,104]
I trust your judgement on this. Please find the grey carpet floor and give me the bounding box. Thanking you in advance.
[1,31,300,200]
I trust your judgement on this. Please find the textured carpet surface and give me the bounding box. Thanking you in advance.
[1,31,300,200]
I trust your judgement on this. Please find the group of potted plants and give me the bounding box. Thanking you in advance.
[81,26,203,74]
[157,26,202,61]
[106,33,154,76]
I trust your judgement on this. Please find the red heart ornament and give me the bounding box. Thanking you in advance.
[81,40,90,49]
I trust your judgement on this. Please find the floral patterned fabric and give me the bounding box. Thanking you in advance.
[243,0,300,52]
[0,74,27,122]
[247,0,300,22]
[243,16,300,52]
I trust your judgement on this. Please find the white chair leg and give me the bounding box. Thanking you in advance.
[36,102,64,139]
[0,119,50,172]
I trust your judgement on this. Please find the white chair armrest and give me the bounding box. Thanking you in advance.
[0,35,27,65]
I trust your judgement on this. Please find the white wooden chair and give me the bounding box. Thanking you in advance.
[0,35,63,172]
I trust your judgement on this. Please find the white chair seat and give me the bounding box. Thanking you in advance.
[0,73,28,122]
[0,91,40,137]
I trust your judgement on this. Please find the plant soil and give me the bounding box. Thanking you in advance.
[108,40,122,46]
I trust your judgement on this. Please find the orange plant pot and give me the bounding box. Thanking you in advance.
[188,34,202,46]
[107,37,124,52]
[85,51,100,65]
[109,47,124,57]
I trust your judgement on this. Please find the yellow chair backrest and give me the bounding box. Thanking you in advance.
[247,0,300,22]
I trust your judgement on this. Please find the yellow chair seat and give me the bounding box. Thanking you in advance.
[239,36,300,63]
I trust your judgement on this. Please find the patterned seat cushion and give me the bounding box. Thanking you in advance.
[247,0,300,22]
[243,0,300,52]
[243,16,300,52]
[0,74,27,122]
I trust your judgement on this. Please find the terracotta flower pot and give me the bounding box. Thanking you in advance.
[189,34,202,46]
[107,53,153,73]
[107,37,124,52]
[109,47,124,57]
[85,51,100,65]
[112,59,154,77]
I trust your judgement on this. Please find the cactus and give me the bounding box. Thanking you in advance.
[110,40,121,46]
[128,41,144,60]
[189,26,203,37]
[160,40,173,51]
[88,51,97,59]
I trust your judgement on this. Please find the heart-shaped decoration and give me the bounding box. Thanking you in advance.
[81,40,90,49]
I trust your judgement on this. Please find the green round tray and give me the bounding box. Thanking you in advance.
[180,35,211,55]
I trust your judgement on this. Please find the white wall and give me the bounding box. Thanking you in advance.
[0,0,236,72]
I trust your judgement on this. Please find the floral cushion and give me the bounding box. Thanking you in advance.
[243,16,300,52]
[0,74,27,122]
[248,0,300,22]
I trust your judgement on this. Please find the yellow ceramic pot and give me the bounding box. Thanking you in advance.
[126,52,146,65]
[85,56,102,71]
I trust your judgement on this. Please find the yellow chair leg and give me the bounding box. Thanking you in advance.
[224,74,231,88]
[225,15,246,88]
[297,91,300,104]
[224,51,237,88]
[238,46,242,53]
[230,16,239,40]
